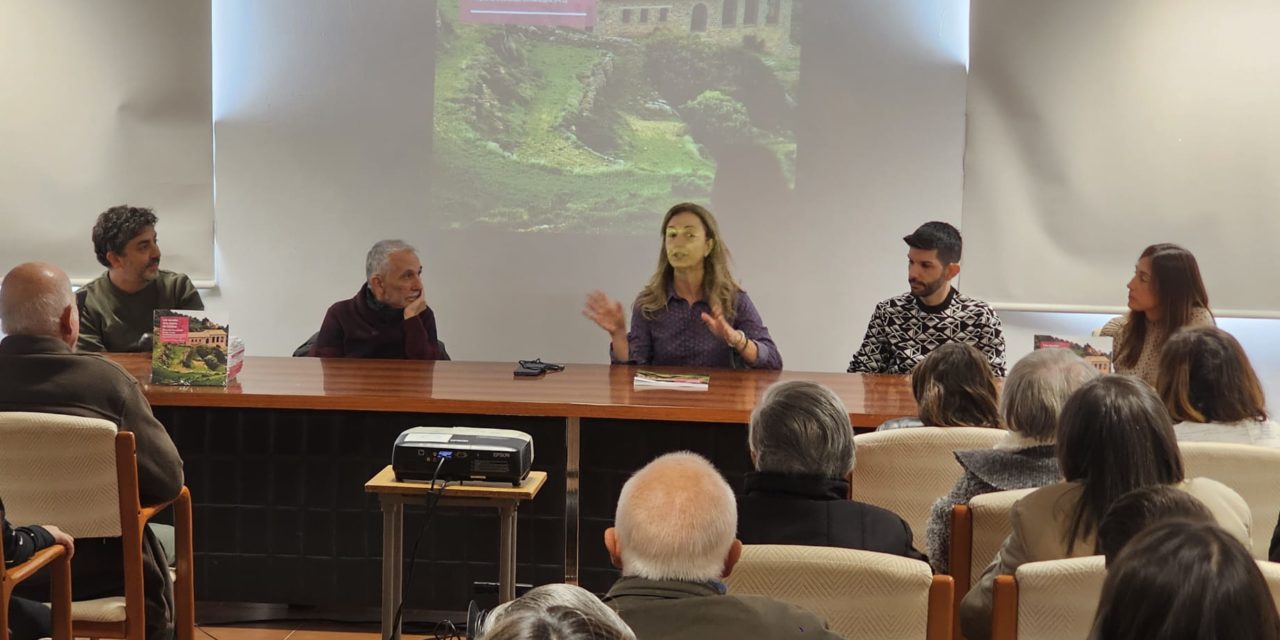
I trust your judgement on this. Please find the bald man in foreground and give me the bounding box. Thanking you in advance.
[0,262,183,640]
[601,452,843,640]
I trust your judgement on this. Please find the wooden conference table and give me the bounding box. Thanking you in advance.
[107,354,914,611]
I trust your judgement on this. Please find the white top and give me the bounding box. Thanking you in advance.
[1174,418,1280,449]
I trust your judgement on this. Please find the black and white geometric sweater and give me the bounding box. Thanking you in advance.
[847,289,1007,376]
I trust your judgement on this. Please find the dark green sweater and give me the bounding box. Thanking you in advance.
[76,270,203,352]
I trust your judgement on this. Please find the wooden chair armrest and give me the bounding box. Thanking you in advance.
[173,486,195,640]
[928,575,955,640]
[990,575,1018,640]
[114,433,194,640]
[949,504,973,640]
[139,496,181,523]
[4,545,66,584]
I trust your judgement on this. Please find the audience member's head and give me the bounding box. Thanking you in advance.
[1158,326,1268,424]
[0,262,78,347]
[364,239,424,310]
[479,584,635,640]
[605,452,740,583]
[1056,375,1185,553]
[748,380,855,479]
[1002,349,1101,443]
[911,343,1002,428]
[1096,485,1215,565]
[1116,243,1211,369]
[1089,520,1280,640]
[92,205,162,290]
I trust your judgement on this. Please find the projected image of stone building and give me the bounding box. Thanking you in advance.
[595,0,795,52]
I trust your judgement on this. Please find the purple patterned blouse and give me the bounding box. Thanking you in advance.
[611,289,782,370]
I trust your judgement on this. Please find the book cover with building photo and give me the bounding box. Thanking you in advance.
[151,310,236,386]
[1033,334,1114,374]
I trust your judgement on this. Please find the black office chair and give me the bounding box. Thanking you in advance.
[292,332,320,357]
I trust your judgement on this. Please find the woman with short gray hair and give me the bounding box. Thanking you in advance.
[736,380,927,560]
[477,583,634,640]
[924,349,1101,573]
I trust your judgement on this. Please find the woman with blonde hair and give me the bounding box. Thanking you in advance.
[583,203,781,369]
[1100,243,1214,386]
[1157,326,1280,448]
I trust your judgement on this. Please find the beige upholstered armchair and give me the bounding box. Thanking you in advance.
[726,544,953,640]
[851,427,1007,542]
[1181,441,1280,558]
[990,556,1106,640]
[0,412,194,640]
[948,487,1034,639]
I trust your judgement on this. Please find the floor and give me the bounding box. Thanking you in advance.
[197,624,462,640]
[194,604,466,640]
[197,626,379,640]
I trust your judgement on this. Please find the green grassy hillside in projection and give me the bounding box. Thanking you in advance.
[432,0,797,232]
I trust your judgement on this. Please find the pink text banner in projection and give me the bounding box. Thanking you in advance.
[459,0,597,28]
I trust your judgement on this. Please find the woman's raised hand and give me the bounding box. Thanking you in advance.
[584,290,626,336]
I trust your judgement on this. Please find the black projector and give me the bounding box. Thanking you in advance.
[392,426,534,485]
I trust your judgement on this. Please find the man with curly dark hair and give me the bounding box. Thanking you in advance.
[76,205,203,352]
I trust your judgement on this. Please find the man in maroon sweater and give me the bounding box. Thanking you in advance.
[310,240,447,360]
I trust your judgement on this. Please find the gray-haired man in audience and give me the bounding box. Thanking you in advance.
[602,451,843,640]
[737,380,926,560]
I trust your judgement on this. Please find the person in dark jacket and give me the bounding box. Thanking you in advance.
[3,497,75,640]
[737,380,927,562]
[0,262,184,640]
[603,452,842,640]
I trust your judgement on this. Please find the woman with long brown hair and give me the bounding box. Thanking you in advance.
[905,343,1002,429]
[1100,243,1214,386]
[1090,520,1280,640]
[1158,326,1280,448]
[583,203,781,369]
[958,375,1251,640]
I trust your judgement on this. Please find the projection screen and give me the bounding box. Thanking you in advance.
[430,0,803,234]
